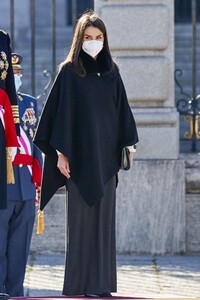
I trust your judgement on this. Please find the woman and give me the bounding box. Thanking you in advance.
[34,11,138,297]
[0,29,19,210]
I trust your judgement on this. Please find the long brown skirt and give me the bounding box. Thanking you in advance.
[62,176,117,296]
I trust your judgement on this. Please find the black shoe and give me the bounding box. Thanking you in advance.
[84,294,100,298]
[99,293,112,297]
[0,294,9,300]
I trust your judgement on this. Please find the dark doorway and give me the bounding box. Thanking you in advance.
[175,0,200,22]
[175,0,200,152]
[76,0,94,17]
[66,0,94,26]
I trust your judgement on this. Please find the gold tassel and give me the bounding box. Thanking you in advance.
[6,147,15,184]
[36,186,45,234]
[37,210,44,234]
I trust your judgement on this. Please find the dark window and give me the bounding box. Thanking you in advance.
[66,0,94,25]
[175,0,200,23]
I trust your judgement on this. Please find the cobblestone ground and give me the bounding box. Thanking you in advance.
[24,254,200,298]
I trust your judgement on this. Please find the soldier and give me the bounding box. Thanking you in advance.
[0,29,20,210]
[0,53,43,297]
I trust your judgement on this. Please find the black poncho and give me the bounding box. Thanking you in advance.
[34,50,138,210]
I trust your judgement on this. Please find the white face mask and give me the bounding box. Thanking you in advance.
[82,40,103,58]
[14,74,22,92]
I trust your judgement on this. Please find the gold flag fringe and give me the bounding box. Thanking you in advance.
[6,147,15,184]
[37,210,44,234]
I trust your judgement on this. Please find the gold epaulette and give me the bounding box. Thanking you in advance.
[0,29,7,35]
[11,105,20,124]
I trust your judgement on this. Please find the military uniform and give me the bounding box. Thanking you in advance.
[0,30,20,210]
[0,54,43,297]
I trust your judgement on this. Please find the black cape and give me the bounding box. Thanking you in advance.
[34,50,138,210]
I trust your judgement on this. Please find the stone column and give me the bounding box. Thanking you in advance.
[95,0,186,254]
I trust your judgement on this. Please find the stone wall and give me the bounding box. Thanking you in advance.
[184,154,200,253]
[116,160,185,254]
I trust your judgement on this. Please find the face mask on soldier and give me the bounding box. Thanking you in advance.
[14,74,22,92]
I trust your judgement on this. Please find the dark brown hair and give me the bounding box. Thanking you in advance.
[59,11,116,76]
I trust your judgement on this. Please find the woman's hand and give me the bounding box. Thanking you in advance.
[57,153,71,179]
